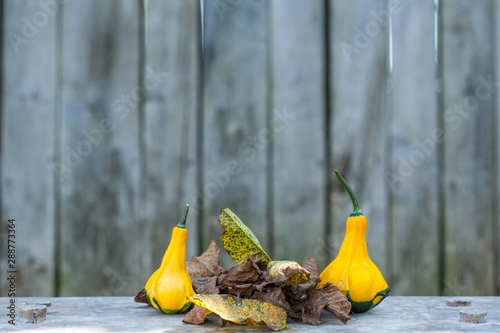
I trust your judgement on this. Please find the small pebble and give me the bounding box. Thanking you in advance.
[447,297,471,307]
[19,304,47,323]
[459,309,487,324]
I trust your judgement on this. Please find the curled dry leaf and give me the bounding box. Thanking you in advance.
[296,291,328,326]
[252,288,301,321]
[219,208,271,265]
[219,258,261,286]
[188,294,288,331]
[283,258,321,304]
[290,284,351,325]
[182,305,212,325]
[267,261,310,287]
[282,257,350,325]
[301,257,322,288]
[192,276,219,295]
[218,258,263,298]
[134,289,148,303]
[320,282,351,324]
[186,240,223,279]
[283,257,321,305]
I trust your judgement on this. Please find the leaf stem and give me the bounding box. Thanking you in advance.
[334,170,362,216]
[176,204,189,228]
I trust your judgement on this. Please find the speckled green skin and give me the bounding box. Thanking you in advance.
[219,208,271,265]
[347,287,391,313]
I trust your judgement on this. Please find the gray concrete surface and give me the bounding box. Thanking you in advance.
[1,296,499,332]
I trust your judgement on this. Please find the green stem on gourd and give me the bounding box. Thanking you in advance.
[334,170,363,217]
[176,204,189,228]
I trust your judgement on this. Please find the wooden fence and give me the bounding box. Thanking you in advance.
[1,0,499,297]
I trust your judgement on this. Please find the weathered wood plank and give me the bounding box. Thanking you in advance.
[1,0,57,296]
[271,0,326,267]
[441,0,495,296]
[5,296,500,332]
[59,0,141,296]
[142,0,200,280]
[202,0,269,267]
[390,0,440,295]
[329,0,389,277]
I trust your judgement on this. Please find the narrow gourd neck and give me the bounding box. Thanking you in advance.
[334,170,363,217]
[176,204,189,229]
[160,227,188,269]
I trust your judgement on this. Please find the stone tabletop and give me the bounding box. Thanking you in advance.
[2,296,499,332]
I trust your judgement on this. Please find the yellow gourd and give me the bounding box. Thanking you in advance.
[319,171,390,313]
[143,204,195,314]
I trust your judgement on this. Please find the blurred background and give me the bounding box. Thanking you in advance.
[0,0,499,297]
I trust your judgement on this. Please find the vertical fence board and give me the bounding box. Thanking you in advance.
[0,0,57,296]
[390,0,439,295]
[143,0,200,283]
[441,0,495,296]
[271,0,326,266]
[329,0,389,275]
[495,0,500,296]
[60,0,141,296]
[202,0,269,266]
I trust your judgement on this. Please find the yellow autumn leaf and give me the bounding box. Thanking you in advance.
[189,294,288,331]
[219,208,271,265]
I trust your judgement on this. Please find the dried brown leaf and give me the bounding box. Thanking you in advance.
[302,257,321,287]
[296,291,328,326]
[252,288,301,321]
[283,258,319,306]
[320,282,351,324]
[280,258,350,325]
[134,289,147,303]
[266,261,310,287]
[187,240,223,279]
[218,258,261,298]
[192,276,220,295]
[182,305,212,325]
[219,259,260,285]
[222,283,258,299]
